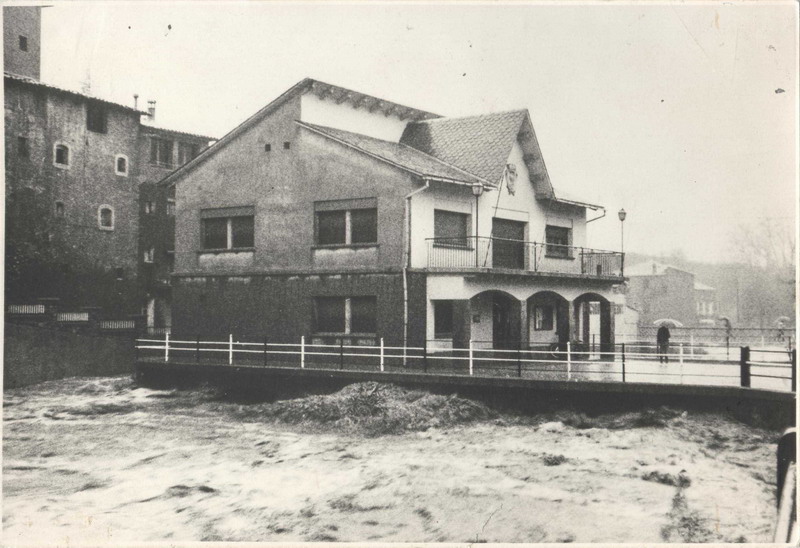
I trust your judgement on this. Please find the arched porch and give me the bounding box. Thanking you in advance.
[573,292,614,358]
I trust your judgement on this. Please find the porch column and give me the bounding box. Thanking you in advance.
[600,300,614,358]
[581,301,590,344]
[453,300,471,349]
[568,301,579,342]
[519,300,529,349]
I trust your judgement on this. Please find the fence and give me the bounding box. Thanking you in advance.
[136,335,796,393]
[632,326,795,349]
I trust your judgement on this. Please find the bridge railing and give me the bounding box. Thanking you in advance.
[135,335,796,393]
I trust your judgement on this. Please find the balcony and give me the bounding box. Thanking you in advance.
[425,236,624,278]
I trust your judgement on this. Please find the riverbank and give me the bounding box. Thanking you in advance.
[3,376,781,543]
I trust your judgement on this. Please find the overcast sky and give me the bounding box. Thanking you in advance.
[34,1,798,263]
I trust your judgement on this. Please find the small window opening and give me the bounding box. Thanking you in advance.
[115,155,128,175]
[98,206,114,230]
[55,201,65,218]
[54,144,69,166]
[86,103,108,133]
[144,201,154,214]
[264,143,271,152]
[115,267,125,281]
[19,36,28,51]
[18,137,29,158]
[283,141,290,150]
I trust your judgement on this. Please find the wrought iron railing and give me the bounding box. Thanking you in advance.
[425,236,624,277]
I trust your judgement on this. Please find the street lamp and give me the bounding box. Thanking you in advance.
[618,208,626,276]
[472,183,484,267]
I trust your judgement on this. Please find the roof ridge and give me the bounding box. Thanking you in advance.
[296,120,484,185]
[300,121,492,186]
[305,78,441,120]
[409,108,528,126]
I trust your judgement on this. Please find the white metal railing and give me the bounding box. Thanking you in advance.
[7,304,46,315]
[99,320,136,330]
[56,312,90,322]
[135,335,796,392]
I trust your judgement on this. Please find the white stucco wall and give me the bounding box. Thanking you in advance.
[408,140,589,269]
[300,93,409,142]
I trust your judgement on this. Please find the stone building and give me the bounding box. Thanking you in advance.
[4,6,213,324]
[163,79,624,351]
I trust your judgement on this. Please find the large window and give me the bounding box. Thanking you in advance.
[545,225,572,258]
[314,296,376,334]
[434,209,470,246]
[433,300,454,339]
[86,103,108,133]
[201,207,255,250]
[315,199,377,246]
[178,142,199,165]
[150,138,173,167]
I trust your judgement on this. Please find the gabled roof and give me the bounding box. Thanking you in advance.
[401,110,528,185]
[4,72,146,115]
[140,122,216,143]
[159,78,439,187]
[297,121,489,186]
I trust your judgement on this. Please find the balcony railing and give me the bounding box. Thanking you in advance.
[426,236,624,278]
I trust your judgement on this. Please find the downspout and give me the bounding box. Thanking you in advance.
[403,179,431,354]
[585,207,606,223]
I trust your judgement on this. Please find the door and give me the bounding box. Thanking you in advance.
[492,293,514,349]
[492,218,526,269]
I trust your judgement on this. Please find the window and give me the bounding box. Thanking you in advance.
[201,207,255,250]
[115,155,128,176]
[54,144,70,167]
[54,201,65,218]
[534,305,554,330]
[315,202,378,246]
[433,300,454,339]
[150,138,173,167]
[144,201,155,214]
[178,142,198,165]
[614,304,624,315]
[144,247,155,263]
[283,141,291,150]
[98,205,114,230]
[16,136,29,158]
[264,143,271,152]
[86,103,108,133]
[545,225,572,258]
[166,200,175,216]
[19,36,27,51]
[434,209,470,246]
[115,267,125,280]
[314,296,377,334]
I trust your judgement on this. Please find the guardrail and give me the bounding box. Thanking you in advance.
[425,236,624,277]
[136,336,796,392]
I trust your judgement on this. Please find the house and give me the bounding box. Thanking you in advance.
[3,6,213,323]
[163,79,624,352]
[625,260,717,328]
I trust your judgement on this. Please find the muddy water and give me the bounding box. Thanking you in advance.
[3,376,780,543]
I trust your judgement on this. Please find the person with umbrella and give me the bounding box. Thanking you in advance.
[657,323,671,363]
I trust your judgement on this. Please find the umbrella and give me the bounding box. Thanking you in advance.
[653,318,683,327]
[775,316,791,327]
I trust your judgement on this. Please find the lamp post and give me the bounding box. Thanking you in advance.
[618,208,626,276]
[472,183,484,267]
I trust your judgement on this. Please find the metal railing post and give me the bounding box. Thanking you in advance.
[791,349,796,392]
[517,341,522,378]
[469,339,474,376]
[135,337,139,362]
[679,343,684,383]
[196,335,200,365]
[740,346,751,388]
[339,338,344,370]
[567,341,572,380]
[423,339,428,373]
[165,332,170,363]
[690,333,694,356]
[264,335,268,367]
[300,335,305,368]
[380,337,385,372]
[621,343,626,382]
[228,334,233,365]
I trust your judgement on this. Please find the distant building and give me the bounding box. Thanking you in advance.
[625,260,716,328]
[163,79,625,351]
[4,6,214,324]
[694,280,717,326]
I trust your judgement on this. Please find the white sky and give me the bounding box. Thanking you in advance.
[33,1,799,263]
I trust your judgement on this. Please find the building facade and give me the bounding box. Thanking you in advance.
[166,79,624,352]
[4,6,213,322]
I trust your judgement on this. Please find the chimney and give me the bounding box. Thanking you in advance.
[133,94,139,110]
[147,100,156,121]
